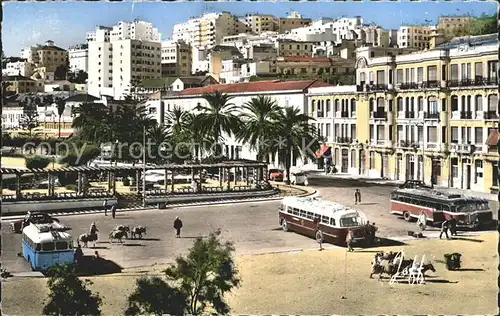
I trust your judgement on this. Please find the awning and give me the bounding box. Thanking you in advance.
[485,130,499,146]
[316,145,330,158]
[57,132,73,138]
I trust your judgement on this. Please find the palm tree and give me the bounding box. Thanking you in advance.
[272,107,319,184]
[146,123,170,164]
[236,95,282,162]
[72,102,107,143]
[197,91,241,157]
[165,105,187,136]
[55,98,66,138]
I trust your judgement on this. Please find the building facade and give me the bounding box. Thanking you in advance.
[397,26,432,50]
[68,44,89,73]
[2,61,33,77]
[308,34,499,194]
[161,40,192,77]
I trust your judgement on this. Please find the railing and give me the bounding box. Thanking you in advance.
[372,111,387,119]
[341,111,349,118]
[399,82,419,90]
[484,111,499,120]
[460,111,472,119]
[422,80,439,88]
[336,137,353,144]
[424,112,440,119]
[365,84,389,92]
[447,77,499,87]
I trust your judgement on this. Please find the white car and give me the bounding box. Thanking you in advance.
[290,171,308,186]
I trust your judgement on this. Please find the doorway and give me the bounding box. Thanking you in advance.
[359,149,365,175]
[341,149,349,173]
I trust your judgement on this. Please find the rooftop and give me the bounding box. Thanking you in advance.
[395,187,489,203]
[39,45,67,52]
[435,33,498,50]
[176,80,332,96]
[64,93,100,102]
[282,196,364,220]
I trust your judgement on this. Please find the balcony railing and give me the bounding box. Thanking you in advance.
[341,111,349,118]
[336,137,352,144]
[405,111,415,119]
[316,111,325,118]
[365,84,389,92]
[422,80,438,88]
[484,111,499,120]
[372,111,387,119]
[399,82,419,90]
[398,140,412,148]
[424,112,440,119]
[460,111,472,119]
[447,77,499,87]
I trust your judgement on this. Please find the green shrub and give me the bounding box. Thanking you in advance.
[65,184,77,191]
[123,177,131,186]
[25,156,51,169]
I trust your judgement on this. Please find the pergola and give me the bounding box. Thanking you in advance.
[0,160,269,199]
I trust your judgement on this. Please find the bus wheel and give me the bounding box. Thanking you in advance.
[281,220,289,232]
[315,230,324,243]
[403,212,412,222]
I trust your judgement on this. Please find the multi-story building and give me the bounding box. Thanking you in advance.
[161,40,192,77]
[277,12,312,34]
[87,21,162,99]
[397,25,432,49]
[172,12,240,48]
[68,44,89,73]
[308,33,499,194]
[35,40,69,72]
[276,56,355,77]
[2,75,43,94]
[276,39,314,57]
[242,14,278,34]
[358,25,391,48]
[437,16,473,37]
[2,60,33,77]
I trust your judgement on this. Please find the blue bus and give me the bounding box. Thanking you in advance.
[22,223,75,271]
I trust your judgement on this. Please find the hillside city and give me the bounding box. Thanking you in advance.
[2,10,498,195]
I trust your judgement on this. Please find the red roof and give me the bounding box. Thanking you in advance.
[279,57,336,63]
[179,80,332,96]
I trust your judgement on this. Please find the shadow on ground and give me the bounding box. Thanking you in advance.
[376,237,407,247]
[41,256,123,277]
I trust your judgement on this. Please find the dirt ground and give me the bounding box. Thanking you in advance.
[2,232,496,315]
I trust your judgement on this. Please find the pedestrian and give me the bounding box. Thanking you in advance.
[439,219,450,239]
[314,216,323,251]
[174,216,183,238]
[448,217,458,236]
[346,229,354,252]
[103,199,108,216]
[354,189,361,204]
[370,222,378,246]
[111,204,116,219]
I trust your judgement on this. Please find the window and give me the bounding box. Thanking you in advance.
[321,216,329,224]
[56,241,68,250]
[488,94,498,112]
[42,242,55,251]
[451,127,459,143]
[329,218,336,226]
[428,97,438,113]
[376,70,385,84]
[417,67,424,83]
[351,149,356,168]
[397,97,403,111]
[451,96,458,111]
[369,151,375,169]
[488,61,497,79]
[475,95,483,111]
[475,62,483,78]
[450,64,459,80]
[351,99,356,115]
[427,126,437,143]
[441,64,446,81]
[475,127,483,144]
[417,97,423,111]
[306,212,314,219]
[493,162,499,187]
[396,69,403,84]
[427,66,437,81]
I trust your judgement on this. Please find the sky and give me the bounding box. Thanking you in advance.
[2,0,497,56]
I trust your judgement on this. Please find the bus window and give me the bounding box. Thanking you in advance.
[42,242,55,252]
[292,208,299,215]
[306,212,314,219]
[299,210,306,217]
[321,216,329,224]
[330,218,336,226]
[55,241,68,250]
[286,206,292,214]
[340,216,361,228]
[35,244,41,251]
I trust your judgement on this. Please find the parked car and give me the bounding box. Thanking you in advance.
[10,212,69,234]
[268,169,284,181]
[290,171,308,186]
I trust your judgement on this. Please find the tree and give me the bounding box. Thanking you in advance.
[125,277,187,316]
[59,142,101,166]
[68,70,88,84]
[146,123,171,164]
[165,105,188,136]
[55,98,66,138]
[25,156,51,169]
[272,107,319,184]
[43,265,102,316]
[19,97,40,136]
[72,103,108,143]
[164,230,240,315]
[54,63,69,81]
[197,92,241,157]
[236,95,282,161]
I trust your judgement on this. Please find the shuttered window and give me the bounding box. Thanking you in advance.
[488,94,498,111]
[376,70,385,84]
[427,66,437,81]
[475,62,483,78]
[475,95,483,111]
[451,127,459,143]
[450,64,459,80]
[396,69,403,84]
[427,126,437,143]
[417,67,424,82]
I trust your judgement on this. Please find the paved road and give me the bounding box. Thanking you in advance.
[3,176,496,273]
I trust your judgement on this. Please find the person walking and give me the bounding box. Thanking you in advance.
[314,216,323,251]
[111,203,117,219]
[369,222,378,246]
[354,189,361,204]
[103,199,108,216]
[174,216,183,238]
[439,219,450,239]
[448,217,458,236]
[346,229,354,252]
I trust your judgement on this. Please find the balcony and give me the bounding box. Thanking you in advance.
[422,80,438,88]
[340,111,349,118]
[450,143,475,154]
[459,111,472,119]
[424,112,440,120]
[447,77,499,87]
[399,82,419,90]
[371,111,387,120]
[365,84,389,92]
[398,140,412,148]
[336,137,352,144]
[484,111,499,120]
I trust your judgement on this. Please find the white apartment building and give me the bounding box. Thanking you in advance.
[191,46,210,73]
[172,12,240,48]
[149,80,332,165]
[69,44,89,72]
[397,25,432,49]
[87,21,161,100]
[2,106,24,130]
[2,61,33,77]
[20,45,40,64]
